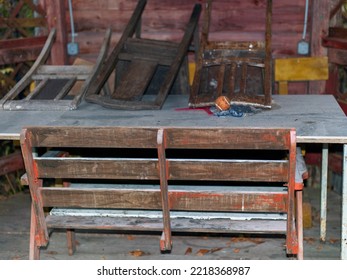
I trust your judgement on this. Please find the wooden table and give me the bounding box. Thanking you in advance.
[1,94,346,259]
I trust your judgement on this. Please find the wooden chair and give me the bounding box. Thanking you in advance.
[189,0,273,108]
[275,56,329,94]
[85,0,201,110]
[0,28,111,111]
[20,126,302,259]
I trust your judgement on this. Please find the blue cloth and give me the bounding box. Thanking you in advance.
[211,104,262,117]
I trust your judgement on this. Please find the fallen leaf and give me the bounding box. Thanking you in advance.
[250,238,265,244]
[185,247,193,255]
[316,244,323,251]
[230,237,264,244]
[127,235,135,241]
[304,237,316,245]
[233,248,240,253]
[196,249,210,256]
[230,237,248,243]
[329,238,339,244]
[210,247,223,253]
[129,250,148,257]
[46,251,58,255]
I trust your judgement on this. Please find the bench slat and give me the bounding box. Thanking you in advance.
[165,128,293,150]
[41,187,287,212]
[35,157,288,182]
[46,215,287,234]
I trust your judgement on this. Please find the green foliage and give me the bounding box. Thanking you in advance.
[0,0,11,17]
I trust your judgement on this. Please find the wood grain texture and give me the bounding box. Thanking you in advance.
[46,215,287,234]
[41,187,287,212]
[64,0,308,58]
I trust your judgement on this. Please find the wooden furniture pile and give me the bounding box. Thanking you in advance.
[20,126,303,259]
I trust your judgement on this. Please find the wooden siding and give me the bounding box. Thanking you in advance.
[36,0,341,94]
[64,0,311,59]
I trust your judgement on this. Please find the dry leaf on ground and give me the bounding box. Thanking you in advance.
[196,249,210,256]
[129,250,149,257]
[185,247,193,255]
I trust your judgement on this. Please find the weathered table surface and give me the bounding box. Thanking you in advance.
[0,94,347,143]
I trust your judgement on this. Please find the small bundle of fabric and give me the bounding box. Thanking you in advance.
[210,104,263,117]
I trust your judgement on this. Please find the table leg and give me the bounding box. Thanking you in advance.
[320,143,328,242]
[342,144,347,260]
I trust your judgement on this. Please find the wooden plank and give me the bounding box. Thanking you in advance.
[3,100,79,111]
[309,0,329,94]
[0,17,46,28]
[157,129,172,250]
[46,215,287,234]
[45,0,67,65]
[124,38,178,56]
[275,57,329,82]
[322,36,347,50]
[165,128,292,150]
[328,27,347,38]
[35,158,160,180]
[112,59,157,100]
[27,127,294,150]
[328,48,347,65]
[27,126,159,148]
[0,36,47,49]
[168,160,289,182]
[0,45,44,65]
[33,65,92,80]
[41,187,287,212]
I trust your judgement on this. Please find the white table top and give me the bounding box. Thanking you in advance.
[1,94,347,143]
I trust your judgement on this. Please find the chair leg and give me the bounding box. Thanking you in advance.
[296,190,304,260]
[66,229,76,256]
[29,203,40,260]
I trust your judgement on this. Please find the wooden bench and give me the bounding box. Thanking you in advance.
[20,126,302,259]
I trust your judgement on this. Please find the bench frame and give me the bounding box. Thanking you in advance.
[20,126,302,259]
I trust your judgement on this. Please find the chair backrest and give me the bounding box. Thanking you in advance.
[189,0,273,108]
[20,126,297,249]
[275,56,329,94]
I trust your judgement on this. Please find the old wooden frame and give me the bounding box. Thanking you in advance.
[0,28,111,111]
[84,0,201,110]
[20,126,302,259]
[189,0,273,108]
[275,56,329,95]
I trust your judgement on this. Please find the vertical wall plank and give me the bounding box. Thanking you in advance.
[44,0,68,65]
[308,0,330,94]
